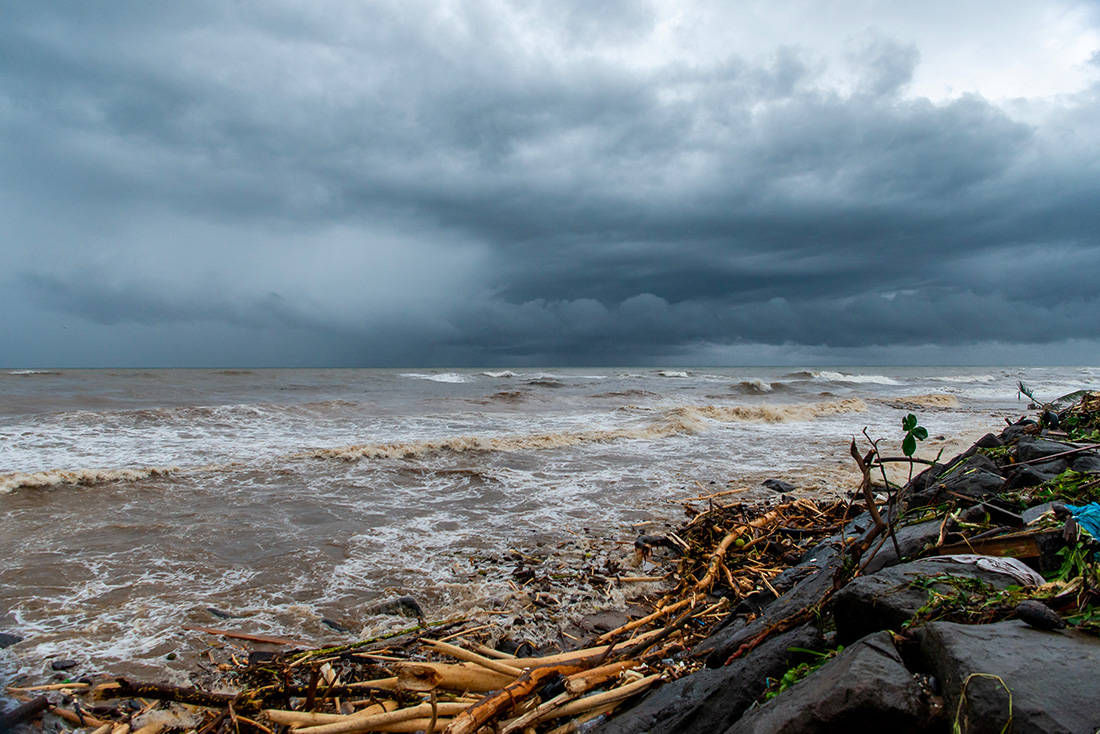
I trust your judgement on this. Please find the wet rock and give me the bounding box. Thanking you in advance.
[366,596,424,619]
[50,659,78,671]
[1016,437,1076,463]
[974,433,1003,449]
[591,625,823,734]
[903,462,947,496]
[0,632,23,649]
[904,455,1005,508]
[861,519,943,574]
[1014,599,1065,630]
[956,501,1022,527]
[206,607,241,620]
[834,557,1032,644]
[322,618,352,634]
[915,620,1100,734]
[761,479,796,493]
[696,564,837,669]
[1003,460,1069,491]
[1071,452,1100,473]
[1001,419,1038,442]
[724,631,935,734]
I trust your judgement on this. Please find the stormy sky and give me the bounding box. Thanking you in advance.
[2,2,1099,367]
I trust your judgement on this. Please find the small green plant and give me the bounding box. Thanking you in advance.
[763,647,842,701]
[901,413,928,458]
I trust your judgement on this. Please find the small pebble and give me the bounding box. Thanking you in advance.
[50,659,78,671]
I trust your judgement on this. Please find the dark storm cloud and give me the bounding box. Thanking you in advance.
[1,2,1099,366]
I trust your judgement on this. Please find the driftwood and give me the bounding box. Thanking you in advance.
[264,700,397,727]
[290,702,466,734]
[420,639,525,676]
[694,508,784,592]
[394,661,514,692]
[444,659,599,734]
[182,624,307,647]
[543,674,659,720]
[0,695,49,731]
[95,680,237,709]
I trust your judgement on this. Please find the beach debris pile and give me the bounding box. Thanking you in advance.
[1,494,857,734]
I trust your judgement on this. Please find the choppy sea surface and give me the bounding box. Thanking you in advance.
[1,366,1097,683]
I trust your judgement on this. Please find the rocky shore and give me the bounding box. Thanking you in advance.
[595,390,1100,734]
[4,391,1100,734]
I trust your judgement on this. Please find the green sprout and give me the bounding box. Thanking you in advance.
[902,413,928,458]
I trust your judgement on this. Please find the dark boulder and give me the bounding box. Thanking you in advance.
[904,455,1006,508]
[762,479,796,493]
[915,620,1100,734]
[834,556,1039,644]
[974,433,1003,449]
[1003,460,1069,491]
[724,631,936,734]
[1001,419,1037,442]
[695,565,836,669]
[591,625,823,734]
[1071,452,1100,473]
[902,462,947,496]
[861,519,944,574]
[1016,437,1076,463]
[0,632,22,649]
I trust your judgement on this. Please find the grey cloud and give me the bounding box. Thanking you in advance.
[1,2,1099,366]
[21,272,316,331]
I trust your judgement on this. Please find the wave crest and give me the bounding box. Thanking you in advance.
[0,466,178,493]
[298,399,866,462]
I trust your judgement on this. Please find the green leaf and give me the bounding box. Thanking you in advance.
[913,426,928,441]
[902,414,917,432]
[903,433,917,457]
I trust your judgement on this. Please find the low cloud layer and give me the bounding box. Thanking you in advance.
[2,1,1099,366]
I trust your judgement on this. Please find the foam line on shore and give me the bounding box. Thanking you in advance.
[0,399,866,491]
[296,399,867,462]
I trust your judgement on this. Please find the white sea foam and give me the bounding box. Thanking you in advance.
[657,370,689,378]
[926,374,999,384]
[296,399,867,462]
[400,372,471,383]
[480,370,517,378]
[814,371,901,385]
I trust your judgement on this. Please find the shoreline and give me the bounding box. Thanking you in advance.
[3,388,1092,732]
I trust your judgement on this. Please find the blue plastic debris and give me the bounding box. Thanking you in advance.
[1065,503,1100,539]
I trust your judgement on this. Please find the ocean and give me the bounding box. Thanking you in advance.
[1,366,1097,683]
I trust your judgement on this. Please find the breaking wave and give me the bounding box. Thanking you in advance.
[809,371,901,386]
[400,373,471,383]
[884,393,960,409]
[2,398,866,491]
[298,399,866,462]
[0,466,179,493]
[734,379,775,394]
